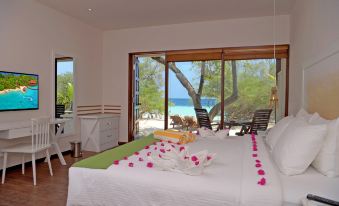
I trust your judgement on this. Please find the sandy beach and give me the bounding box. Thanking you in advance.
[0,86,27,94]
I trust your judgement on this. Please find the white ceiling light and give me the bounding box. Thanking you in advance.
[88,8,93,12]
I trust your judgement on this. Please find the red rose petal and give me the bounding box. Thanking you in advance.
[147,152,151,156]
[128,162,134,167]
[113,160,119,165]
[146,162,153,168]
[160,149,166,153]
[258,169,265,175]
[252,154,258,157]
[161,143,165,146]
[257,177,266,186]
[255,163,262,168]
[123,156,128,160]
[138,157,144,162]
[195,161,200,166]
[191,156,198,162]
[207,156,212,161]
[255,159,261,163]
[179,146,185,152]
[134,152,139,155]
[144,146,150,149]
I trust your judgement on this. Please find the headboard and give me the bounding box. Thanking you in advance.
[304,41,339,120]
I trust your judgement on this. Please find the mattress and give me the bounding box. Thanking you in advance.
[67,135,282,206]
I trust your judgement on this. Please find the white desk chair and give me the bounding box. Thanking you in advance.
[1,117,53,186]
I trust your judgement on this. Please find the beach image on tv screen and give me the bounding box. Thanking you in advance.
[0,71,39,111]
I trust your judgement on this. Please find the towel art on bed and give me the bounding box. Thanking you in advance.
[153,130,196,144]
[112,140,216,176]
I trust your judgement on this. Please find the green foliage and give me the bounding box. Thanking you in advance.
[225,60,276,121]
[192,59,276,121]
[57,72,74,110]
[0,73,38,91]
[138,57,165,116]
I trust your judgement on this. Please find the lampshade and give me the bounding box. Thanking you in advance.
[270,86,279,104]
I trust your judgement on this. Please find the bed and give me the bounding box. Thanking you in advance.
[67,134,339,206]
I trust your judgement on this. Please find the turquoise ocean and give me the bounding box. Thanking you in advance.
[168,98,216,117]
[0,86,38,110]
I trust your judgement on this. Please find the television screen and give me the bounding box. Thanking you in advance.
[0,71,39,111]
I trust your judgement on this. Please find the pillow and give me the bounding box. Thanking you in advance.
[273,121,327,175]
[310,116,339,177]
[266,116,294,150]
[296,108,313,122]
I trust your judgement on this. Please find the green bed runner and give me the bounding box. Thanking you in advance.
[72,135,158,169]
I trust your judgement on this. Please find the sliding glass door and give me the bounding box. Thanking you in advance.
[129,45,289,141]
[132,55,165,138]
[168,61,221,131]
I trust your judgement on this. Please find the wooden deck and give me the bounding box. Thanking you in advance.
[0,151,96,206]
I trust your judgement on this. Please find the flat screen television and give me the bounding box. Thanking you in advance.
[0,71,39,111]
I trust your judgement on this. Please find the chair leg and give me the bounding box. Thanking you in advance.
[32,153,36,186]
[22,155,25,175]
[46,149,53,176]
[2,152,8,184]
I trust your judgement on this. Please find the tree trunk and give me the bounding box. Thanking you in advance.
[152,57,202,109]
[208,60,238,120]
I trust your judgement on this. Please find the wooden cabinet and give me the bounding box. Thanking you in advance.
[80,114,119,152]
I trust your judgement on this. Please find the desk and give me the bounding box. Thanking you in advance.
[0,119,69,165]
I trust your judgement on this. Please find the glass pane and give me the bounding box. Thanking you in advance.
[224,59,277,134]
[56,60,74,134]
[168,61,221,131]
[137,56,165,137]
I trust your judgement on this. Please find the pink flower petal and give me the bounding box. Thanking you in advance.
[207,156,212,161]
[144,146,150,149]
[253,148,258,151]
[147,152,151,156]
[255,163,262,168]
[179,146,185,152]
[138,157,144,162]
[257,177,266,186]
[195,161,200,166]
[134,152,139,155]
[161,143,165,146]
[258,169,265,175]
[171,145,175,148]
[123,156,128,160]
[191,155,198,162]
[168,140,173,144]
[160,140,164,142]
[166,149,171,152]
[146,162,153,168]
[154,147,158,150]
[252,154,258,157]
[255,159,261,163]
[113,160,119,165]
[160,149,166,153]
[158,154,162,158]
[128,162,134,167]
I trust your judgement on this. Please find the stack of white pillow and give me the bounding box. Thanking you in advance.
[265,108,339,177]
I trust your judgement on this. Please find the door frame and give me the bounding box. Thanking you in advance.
[128,45,290,142]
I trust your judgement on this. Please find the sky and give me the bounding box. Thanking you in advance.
[57,61,73,75]
[169,62,195,99]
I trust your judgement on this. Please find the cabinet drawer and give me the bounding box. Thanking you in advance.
[99,118,113,131]
[100,129,114,144]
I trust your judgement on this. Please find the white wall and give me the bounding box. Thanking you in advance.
[0,0,103,167]
[102,15,290,142]
[289,0,339,114]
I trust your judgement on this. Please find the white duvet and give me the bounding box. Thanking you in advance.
[67,135,282,206]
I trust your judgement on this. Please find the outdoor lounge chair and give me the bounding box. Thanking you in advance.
[170,115,185,129]
[235,109,272,136]
[194,108,220,131]
[183,116,198,130]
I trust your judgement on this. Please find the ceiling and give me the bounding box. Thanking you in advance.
[36,0,295,30]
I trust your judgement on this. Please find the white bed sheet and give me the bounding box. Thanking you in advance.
[280,166,339,205]
[67,135,282,206]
